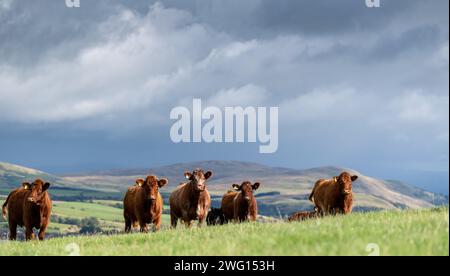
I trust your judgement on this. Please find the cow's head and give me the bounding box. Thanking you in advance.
[24,179,50,205]
[336,172,358,196]
[232,181,260,201]
[137,176,168,201]
[184,169,213,192]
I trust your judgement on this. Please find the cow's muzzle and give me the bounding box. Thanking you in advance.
[197,185,205,191]
[27,197,35,203]
[342,190,351,195]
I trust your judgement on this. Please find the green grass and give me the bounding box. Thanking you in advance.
[0,199,171,235]
[52,201,123,222]
[0,207,448,256]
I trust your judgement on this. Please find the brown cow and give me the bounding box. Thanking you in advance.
[123,175,168,233]
[2,179,52,241]
[221,181,260,223]
[309,172,358,215]
[169,169,212,228]
[288,210,319,222]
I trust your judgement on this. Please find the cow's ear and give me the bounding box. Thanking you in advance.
[204,171,213,180]
[232,184,240,191]
[252,182,260,190]
[351,175,358,182]
[22,182,31,190]
[43,182,51,191]
[135,179,145,187]
[184,171,193,180]
[158,178,168,188]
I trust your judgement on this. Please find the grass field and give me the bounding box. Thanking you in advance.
[0,207,448,256]
[0,199,172,235]
[52,201,123,223]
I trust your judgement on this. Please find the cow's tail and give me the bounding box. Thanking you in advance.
[2,193,11,220]
[309,181,318,202]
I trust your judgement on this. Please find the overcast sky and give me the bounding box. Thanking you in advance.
[0,0,448,194]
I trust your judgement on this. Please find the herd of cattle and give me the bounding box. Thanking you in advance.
[1,168,358,241]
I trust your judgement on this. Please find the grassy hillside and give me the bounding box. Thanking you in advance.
[1,161,448,218]
[63,161,449,215]
[0,199,171,237]
[0,162,122,201]
[0,207,448,256]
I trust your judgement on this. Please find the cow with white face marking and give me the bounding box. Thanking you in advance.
[169,169,213,228]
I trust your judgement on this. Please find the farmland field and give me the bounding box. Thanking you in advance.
[0,198,171,236]
[0,207,448,256]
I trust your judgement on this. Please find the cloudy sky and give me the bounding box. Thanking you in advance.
[0,0,448,194]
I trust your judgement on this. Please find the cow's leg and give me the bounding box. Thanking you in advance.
[139,222,148,233]
[124,216,132,233]
[153,217,161,232]
[25,227,34,241]
[198,215,206,227]
[38,228,47,241]
[8,220,17,241]
[38,219,49,241]
[331,208,339,216]
[170,212,178,228]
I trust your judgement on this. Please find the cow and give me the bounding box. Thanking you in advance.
[288,210,319,222]
[309,172,358,215]
[169,169,212,228]
[2,179,52,241]
[221,181,260,223]
[123,175,168,233]
[206,207,225,226]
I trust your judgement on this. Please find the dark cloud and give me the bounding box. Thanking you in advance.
[0,0,119,65]
[0,0,448,194]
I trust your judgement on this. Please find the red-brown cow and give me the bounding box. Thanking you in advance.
[169,169,212,228]
[309,172,358,215]
[221,181,260,222]
[288,210,319,222]
[2,179,52,241]
[123,175,168,233]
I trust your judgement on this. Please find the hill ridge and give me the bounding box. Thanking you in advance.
[1,161,448,216]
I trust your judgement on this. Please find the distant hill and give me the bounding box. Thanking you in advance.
[1,161,448,217]
[0,162,118,201]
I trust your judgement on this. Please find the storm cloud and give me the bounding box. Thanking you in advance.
[0,0,448,193]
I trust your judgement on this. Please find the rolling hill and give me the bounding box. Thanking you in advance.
[0,162,121,201]
[1,161,447,218]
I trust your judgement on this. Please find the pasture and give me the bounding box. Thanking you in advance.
[0,207,448,256]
